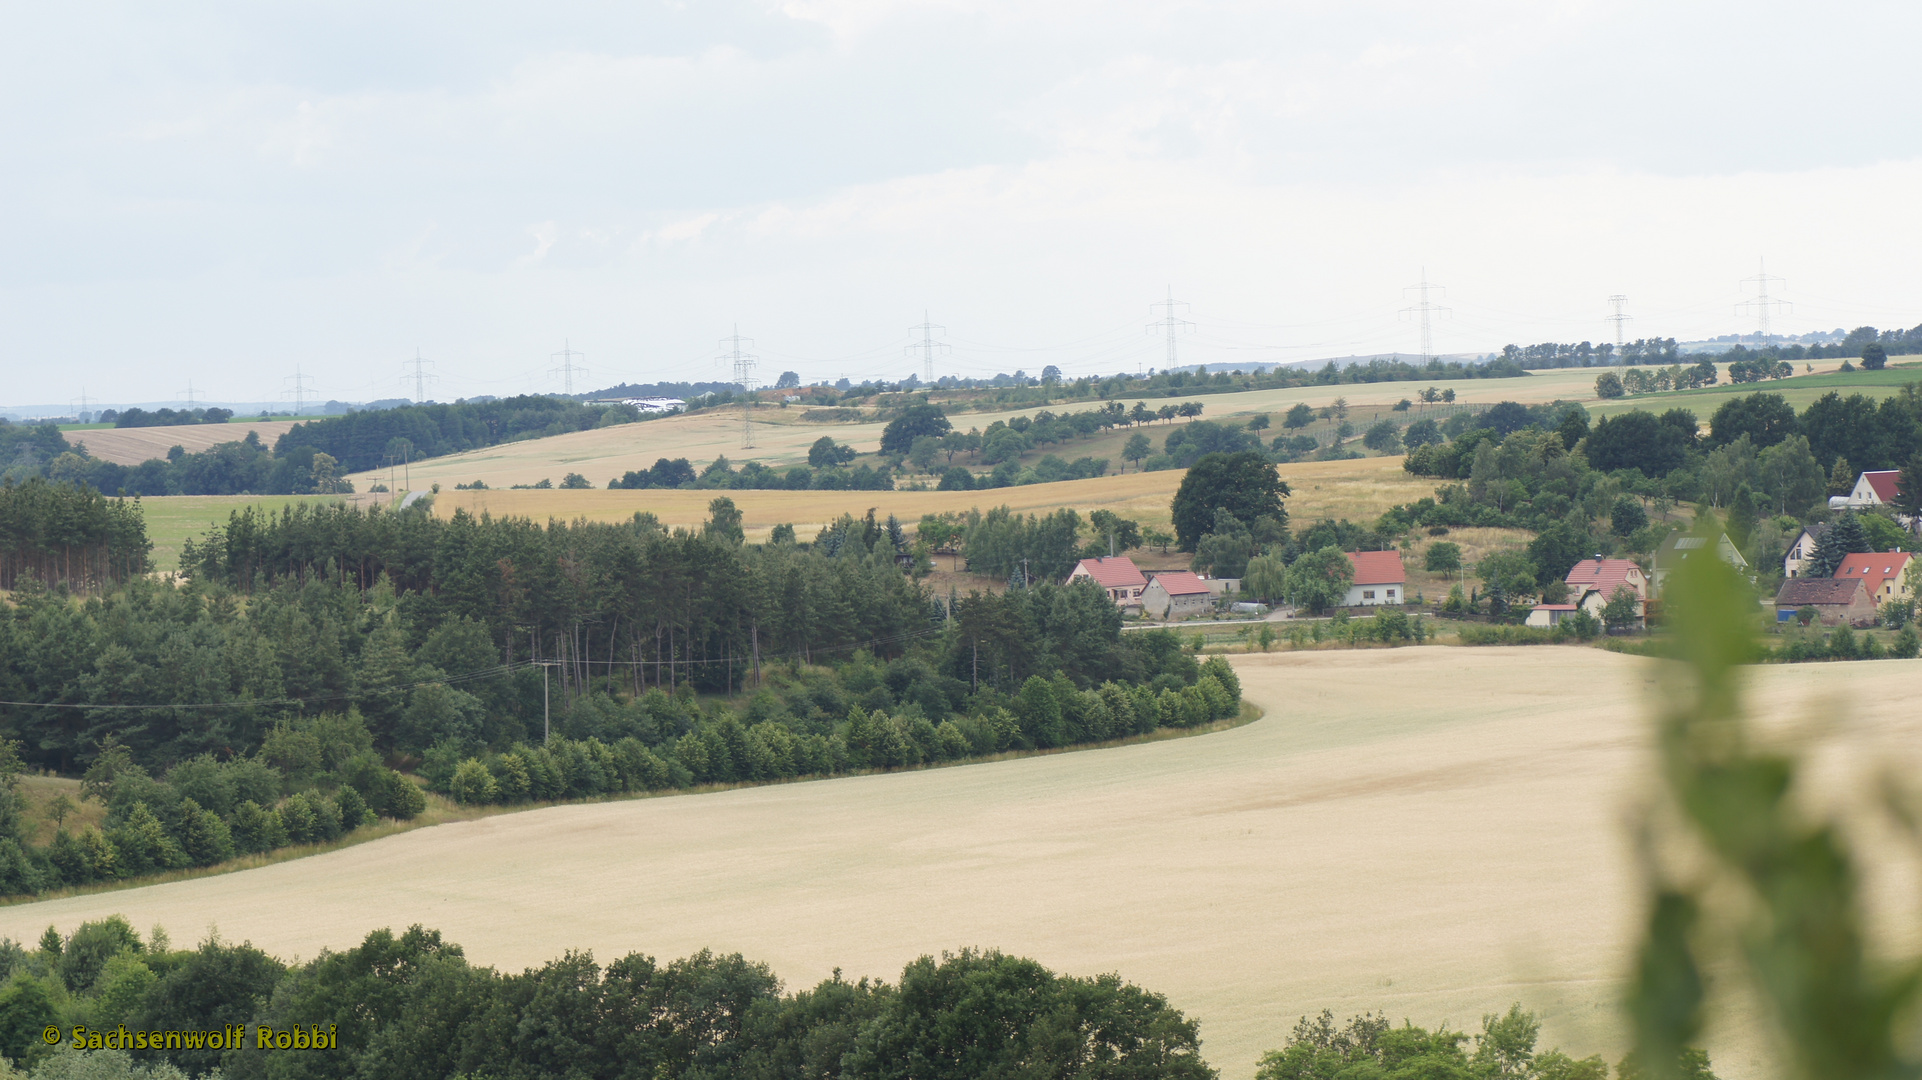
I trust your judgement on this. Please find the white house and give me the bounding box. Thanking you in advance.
[623,397,686,414]
[1341,550,1406,607]
[1783,524,1828,579]
[1564,557,1650,626]
[1830,470,1910,525]
[1524,604,1580,628]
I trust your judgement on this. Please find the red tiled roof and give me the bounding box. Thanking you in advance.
[1346,550,1405,586]
[1776,577,1868,607]
[1149,570,1212,596]
[1564,557,1642,598]
[1533,604,1578,611]
[1069,556,1147,590]
[1861,470,1901,503]
[1833,551,1912,597]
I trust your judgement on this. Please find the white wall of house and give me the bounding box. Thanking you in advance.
[1341,582,1404,607]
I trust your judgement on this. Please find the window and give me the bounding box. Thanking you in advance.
[1362,590,1375,599]
[1386,589,1396,597]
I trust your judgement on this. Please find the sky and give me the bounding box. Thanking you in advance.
[4,0,1922,408]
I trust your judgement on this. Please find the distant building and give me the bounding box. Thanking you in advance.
[1831,551,1914,607]
[1564,557,1650,625]
[1341,550,1405,607]
[1830,470,1910,526]
[1775,576,1877,627]
[1783,524,1829,579]
[1066,556,1148,610]
[1523,604,1580,628]
[623,397,686,414]
[1652,531,1749,595]
[1141,571,1214,621]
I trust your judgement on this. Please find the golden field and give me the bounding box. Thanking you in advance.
[62,420,299,466]
[8,648,1916,1078]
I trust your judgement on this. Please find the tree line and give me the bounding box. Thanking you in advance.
[0,478,150,592]
[107,407,235,428]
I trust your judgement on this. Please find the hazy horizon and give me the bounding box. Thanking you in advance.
[5,0,1920,406]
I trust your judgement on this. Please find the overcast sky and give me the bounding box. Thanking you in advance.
[4,0,1921,407]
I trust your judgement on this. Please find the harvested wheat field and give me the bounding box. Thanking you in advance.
[10,648,1914,1077]
[421,452,1430,541]
[62,420,299,465]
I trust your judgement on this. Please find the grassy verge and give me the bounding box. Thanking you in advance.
[1,701,1263,907]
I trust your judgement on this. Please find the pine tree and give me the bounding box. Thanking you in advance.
[1807,510,1870,578]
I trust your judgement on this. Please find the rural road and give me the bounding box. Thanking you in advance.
[7,649,1914,1078]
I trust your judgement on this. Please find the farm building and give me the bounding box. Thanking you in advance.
[1341,550,1405,607]
[1065,556,1148,610]
[1831,551,1913,606]
[1783,524,1829,578]
[1142,571,1214,621]
[1775,576,1878,627]
[1564,557,1649,625]
[1652,530,1748,595]
[1523,604,1580,628]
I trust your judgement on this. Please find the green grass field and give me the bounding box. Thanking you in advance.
[1588,360,1921,419]
[140,495,353,573]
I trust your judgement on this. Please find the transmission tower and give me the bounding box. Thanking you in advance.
[282,366,315,416]
[549,340,587,397]
[178,380,197,407]
[721,325,758,449]
[70,390,92,422]
[906,311,950,384]
[1605,295,1632,348]
[403,349,436,403]
[1146,286,1194,373]
[1400,270,1451,363]
[1736,258,1790,347]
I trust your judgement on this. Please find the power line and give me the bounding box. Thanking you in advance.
[177,380,197,407]
[549,339,587,397]
[721,325,758,449]
[403,348,436,403]
[1736,258,1790,347]
[281,366,315,416]
[906,311,950,384]
[1146,286,1193,374]
[1400,269,1451,362]
[1606,295,1632,348]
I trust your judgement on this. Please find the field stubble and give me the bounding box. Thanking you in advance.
[5,649,1912,1077]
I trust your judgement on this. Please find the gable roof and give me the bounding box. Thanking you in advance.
[1861,470,1901,503]
[1564,557,1643,597]
[1345,550,1406,586]
[1655,531,1749,571]
[1069,556,1147,590]
[1832,551,1913,596]
[1788,523,1829,550]
[1147,570,1212,596]
[1776,577,1869,607]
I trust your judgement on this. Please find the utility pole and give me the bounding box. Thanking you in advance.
[282,366,315,416]
[1147,286,1193,371]
[906,311,949,385]
[1736,258,1790,347]
[549,340,587,397]
[721,325,758,449]
[1606,295,1632,348]
[403,349,436,403]
[1400,269,1451,363]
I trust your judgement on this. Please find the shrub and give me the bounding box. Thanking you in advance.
[449,759,499,805]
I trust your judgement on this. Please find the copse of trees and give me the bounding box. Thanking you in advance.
[112,406,235,428]
[0,922,1215,1078]
[1171,452,1289,551]
[272,394,643,475]
[0,479,150,591]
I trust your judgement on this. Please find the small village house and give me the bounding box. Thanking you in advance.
[1065,555,1149,610]
[1782,524,1829,579]
[1831,551,1914,607]
[1564,557,1650,625]
[1523,604,1579,629]
[1341,550,1405,607]
[1775,576,1878,627]
[1141,571,1214,621]
[1652,530,1749,595]
[1832,470,1912,527]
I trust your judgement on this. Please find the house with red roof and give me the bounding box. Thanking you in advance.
[1141,571,1214,620]
[1832,550,1913,606]
[1564,557,1650,625]
[1342,550,1406,607]
[1836,470,1911,526]
[1065,555,1149,610]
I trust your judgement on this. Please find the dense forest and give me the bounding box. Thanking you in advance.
[1497,323,1922,370]
[0,490,1238,898]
